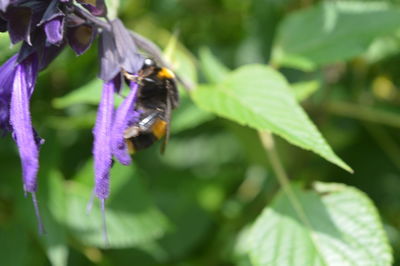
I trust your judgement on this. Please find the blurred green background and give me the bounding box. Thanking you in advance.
[1,0,400,265]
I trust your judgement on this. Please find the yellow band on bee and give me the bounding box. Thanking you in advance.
[126,140,136,154]
[152,119,167,139]
[157,68,175,79]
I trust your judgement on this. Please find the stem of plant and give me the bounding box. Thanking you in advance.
[258,131,312,230]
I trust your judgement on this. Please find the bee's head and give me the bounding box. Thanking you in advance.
[142,58,156,69]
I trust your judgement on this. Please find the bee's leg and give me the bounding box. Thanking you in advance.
[123,126,140,139]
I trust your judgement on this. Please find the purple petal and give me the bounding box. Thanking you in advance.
[44,17,64,45]
[93,79,115,199]
[111,82,140,165]
[0,0,10,12]
[9,55,39,193]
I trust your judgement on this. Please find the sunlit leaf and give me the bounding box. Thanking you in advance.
[171,93,214,133]
[238,182,392,266]
[191,64,351,172]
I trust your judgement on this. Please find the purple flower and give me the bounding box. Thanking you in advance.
[111,81,140,165]
[92,77,119,244]
[93,78,116,200]
[90,77,140,244]
[0,0,163,243]
[6,53,45,234]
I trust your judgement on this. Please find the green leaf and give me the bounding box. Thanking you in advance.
[66,161,169,248]
[52,79,125,109]
[40,171,68,266]
[171,93,215,133]
[52,79,102,108]
[35,135,68,266]
[292,80,320,102]
[364,29,400,63]
[273,1,400,70]
[238,182,393,266]
[199,47,230,84]
[0,223,30,266]
[191,64,351,172]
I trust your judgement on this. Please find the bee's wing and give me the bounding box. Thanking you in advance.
[160,94,171,154]
[168,78,179,108]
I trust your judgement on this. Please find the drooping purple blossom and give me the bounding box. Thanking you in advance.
[9,53,45,234]
[93,79,115,200]
[111,82,141,166]
[0,0,181,243]
[10,57,40,193]
[92,77,119,245]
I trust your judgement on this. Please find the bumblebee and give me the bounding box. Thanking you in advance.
[123,58,179,154]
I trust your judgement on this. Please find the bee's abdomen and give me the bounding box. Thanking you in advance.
[126,118,167,153]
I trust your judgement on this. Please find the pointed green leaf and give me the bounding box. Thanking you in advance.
[171,92,215,133]
[239,182,392,266]
[191,64,351,172]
